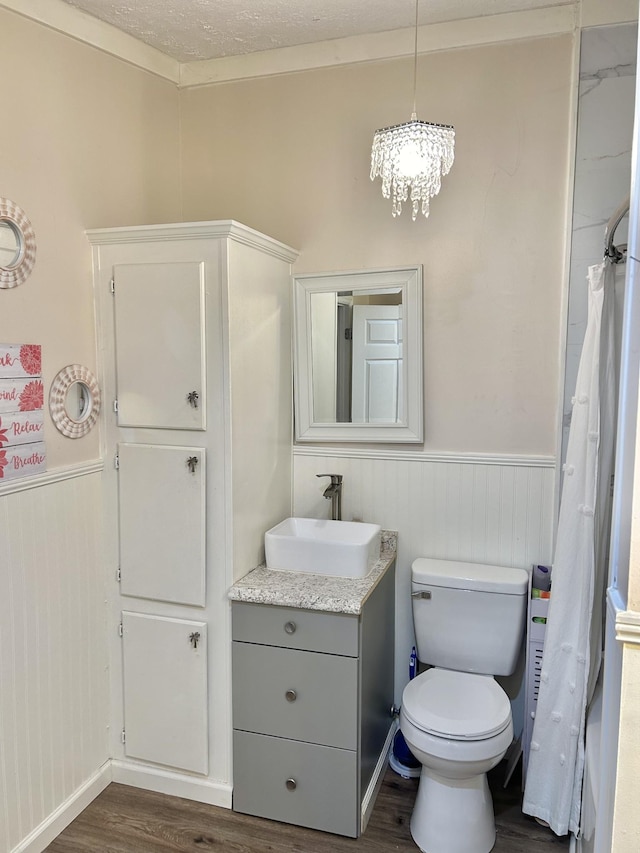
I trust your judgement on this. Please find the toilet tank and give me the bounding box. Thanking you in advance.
[412,557,529,676]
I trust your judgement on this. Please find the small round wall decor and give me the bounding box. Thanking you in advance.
[49,364,101,438]
[0,198,36,289]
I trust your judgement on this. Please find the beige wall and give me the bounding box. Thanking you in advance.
[181,34,574,457]
[0,18,573,464]
[0,7,181,469]
[0,10,181,849]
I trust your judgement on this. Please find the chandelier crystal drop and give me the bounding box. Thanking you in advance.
[370,115,455,220]
[370,0,455,220]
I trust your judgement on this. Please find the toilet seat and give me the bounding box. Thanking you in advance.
[402,668,511,740]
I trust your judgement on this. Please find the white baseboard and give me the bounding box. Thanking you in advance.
[111,759,233,808]
[361,722,397,833]
[11,762,112,853]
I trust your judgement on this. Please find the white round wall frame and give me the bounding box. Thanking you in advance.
[49,364,101,438]
[0,197,36,289]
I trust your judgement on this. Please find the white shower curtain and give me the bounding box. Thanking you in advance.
[523,261,616,837]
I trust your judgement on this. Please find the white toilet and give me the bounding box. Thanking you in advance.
[400,557,528,853]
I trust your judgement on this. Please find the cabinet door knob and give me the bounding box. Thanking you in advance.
[285,689,297,702]
[284,621,297,634]
[286,778,297,791]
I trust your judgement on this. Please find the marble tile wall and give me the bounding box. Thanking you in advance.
[562,24,638,464]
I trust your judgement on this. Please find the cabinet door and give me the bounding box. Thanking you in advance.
[113,262,206,430]
[122,612,208,774]
[118,443,205,606]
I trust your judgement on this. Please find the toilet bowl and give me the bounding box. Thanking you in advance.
[403,557,528,853]
[400,668,513,853]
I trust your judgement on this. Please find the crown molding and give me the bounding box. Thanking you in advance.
[86,220,298,262]
[179,7,577,88]
[2,1,636,90]
[0,0,180,83]
[581,0,638,28]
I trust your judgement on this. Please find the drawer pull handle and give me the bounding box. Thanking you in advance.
[285,689,297,702]
[284,621,297,635]
[286,778,297,791]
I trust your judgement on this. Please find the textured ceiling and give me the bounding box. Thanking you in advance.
[60,0,574,62]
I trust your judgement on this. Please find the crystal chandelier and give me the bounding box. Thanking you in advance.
[370,0,455,220]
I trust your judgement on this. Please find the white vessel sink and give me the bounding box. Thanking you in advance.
[265,517,382,578]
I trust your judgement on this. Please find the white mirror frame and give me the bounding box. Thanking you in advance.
[0,198,36,289]
[293,266,423,443]
[49,364,101,438]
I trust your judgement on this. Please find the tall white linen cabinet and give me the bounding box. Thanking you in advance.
[89,221,299,806]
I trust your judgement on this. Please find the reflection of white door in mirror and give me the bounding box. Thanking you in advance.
[351,305,402,424]
[294,266,422,443]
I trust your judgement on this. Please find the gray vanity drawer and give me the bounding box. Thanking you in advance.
[233,642,358,749]
[233,730,358,837]
[232,602,359,656]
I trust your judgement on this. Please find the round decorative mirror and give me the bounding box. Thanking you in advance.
[49,365,101,438]
[0,220,22,267]
[0,198,36,288]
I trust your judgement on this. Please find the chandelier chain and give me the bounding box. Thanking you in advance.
[412,0,419,117]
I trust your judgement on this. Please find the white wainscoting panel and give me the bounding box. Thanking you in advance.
[0,471,109,853]
[293,450,555,699]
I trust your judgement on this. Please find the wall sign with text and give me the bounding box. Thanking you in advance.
[0,343,46,481]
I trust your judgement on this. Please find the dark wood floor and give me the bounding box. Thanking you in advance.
[46,762,570,852]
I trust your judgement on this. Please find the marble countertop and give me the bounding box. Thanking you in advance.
[228,530,397,615]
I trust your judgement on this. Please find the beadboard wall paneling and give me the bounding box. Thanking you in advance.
[0,472,109,853]
[293,451,555,699]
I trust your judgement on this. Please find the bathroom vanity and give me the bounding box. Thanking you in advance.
[228,532,396,837]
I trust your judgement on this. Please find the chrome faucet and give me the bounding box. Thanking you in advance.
[316,474,343,521]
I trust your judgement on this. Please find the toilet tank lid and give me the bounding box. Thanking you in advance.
[412,558,529,595]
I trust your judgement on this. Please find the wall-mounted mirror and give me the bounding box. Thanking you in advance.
[294,266,423,442]
[0,198,36,289]
[49,364,101,438]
